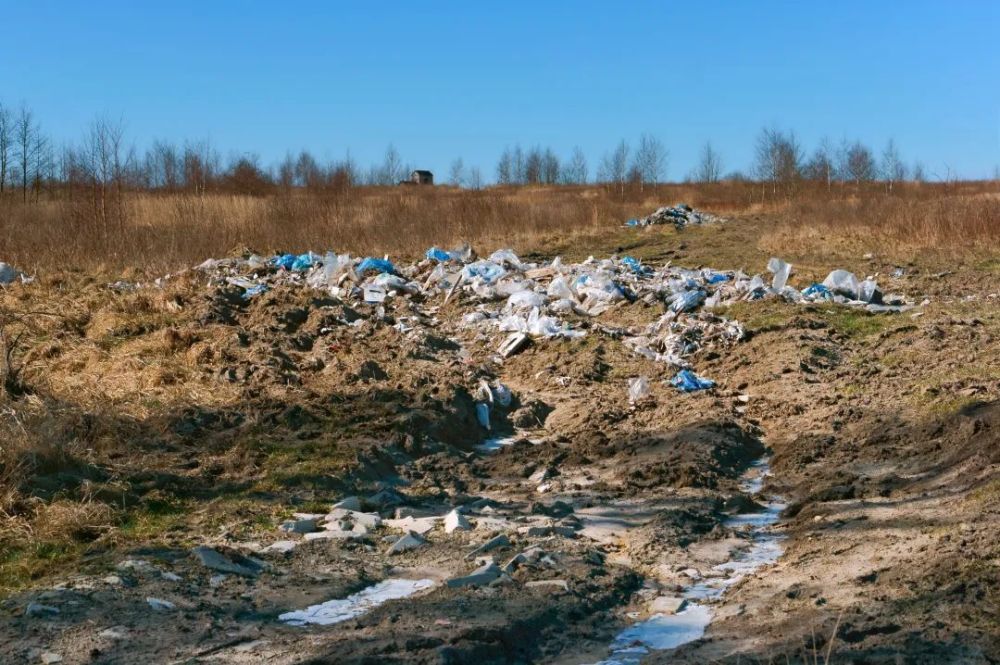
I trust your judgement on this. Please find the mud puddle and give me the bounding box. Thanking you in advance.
[596,458,785,664]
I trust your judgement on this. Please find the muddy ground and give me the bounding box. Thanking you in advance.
[1,216,998,664]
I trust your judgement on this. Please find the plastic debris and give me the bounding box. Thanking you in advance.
[357,257,396,275]
[626,204,726,229]
[628,377,651,404]
[670,369,715,392]
[767,258,792,291]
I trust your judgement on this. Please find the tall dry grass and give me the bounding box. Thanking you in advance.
[1,181,998,274]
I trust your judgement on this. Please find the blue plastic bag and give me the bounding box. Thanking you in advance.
[357,257,397,275]
[272,254,296,270]
[425,247,451,262]
[291,253,315,271]
[670,369,715,392]
[461,260,506,283]
[669,289,705,313]
[704,271,730,284]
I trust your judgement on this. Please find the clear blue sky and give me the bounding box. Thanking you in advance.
[3,1,998,180]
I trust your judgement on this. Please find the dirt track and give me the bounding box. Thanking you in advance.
[1,215,998,664]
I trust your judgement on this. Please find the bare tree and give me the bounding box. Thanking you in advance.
[840,140,877,185]
[524,147,542,184]
[381,144,404,185]
[753,128,802,198]
[468,166,482,190]
[512,145,525,185]
[561,147,587,184]
[632,133,667,190]
[912,161,926,183]
[599,140,629,196]
[15,106,43,203]
[448,157,465,187]
[496,148,512,185]
[803,138,835,189]
[541,148,559,184]
[0,102,10,195]
[881,139,906,192]
[694,142,723,183]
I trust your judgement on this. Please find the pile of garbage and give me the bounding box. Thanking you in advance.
[178,246,919,405]
[626,204,726,229]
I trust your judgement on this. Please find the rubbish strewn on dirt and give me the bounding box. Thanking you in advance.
[625,204,727,229]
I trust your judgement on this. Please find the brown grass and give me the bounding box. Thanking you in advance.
[3,181,994,276]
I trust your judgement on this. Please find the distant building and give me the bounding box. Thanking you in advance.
[409,170,434,185]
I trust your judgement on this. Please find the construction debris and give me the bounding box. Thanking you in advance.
[625,204,726,229]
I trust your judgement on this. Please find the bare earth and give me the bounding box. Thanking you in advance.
[1,214,997,664]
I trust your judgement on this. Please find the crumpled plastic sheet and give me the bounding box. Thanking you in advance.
[670,369,715,392]
[357,257,396,275]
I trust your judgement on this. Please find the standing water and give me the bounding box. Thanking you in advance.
[595,458,785,664]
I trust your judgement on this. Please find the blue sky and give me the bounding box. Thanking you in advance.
[2,1,998,180]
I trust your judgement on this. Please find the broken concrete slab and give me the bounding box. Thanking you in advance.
[332,496,363,512]
[525,579,570,592]
[262,540,298,554]
[303,530,363,541]
[387,531,428,555]
[444,509,471,533]
[648,595,687,615]
[466,534,511,560]
[384,516,439,535]
[191,546,265,578]
[498,332,530,358]
[323,509,382,529]
[446,562,501,588]
[279,518,318,534]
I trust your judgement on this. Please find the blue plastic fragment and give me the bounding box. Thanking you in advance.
[625,219,640,227]
[704,272,730,284]
[291,253,315,271]
[670,369,715,392]
[357,257,397,275]
[272,254,296,270]
[669,289,706,313]
[620,256,647,274]
[243,284,268,300]
[461,261,506,283]
[802,283,832,300]
[425,247,451,262]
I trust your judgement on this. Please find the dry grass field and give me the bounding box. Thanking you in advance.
[2,181,997,276]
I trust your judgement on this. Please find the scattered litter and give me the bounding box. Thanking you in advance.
[40,652,63,665]
[627,377,650,404]
[670,370,715,392]
[279,578,435,626]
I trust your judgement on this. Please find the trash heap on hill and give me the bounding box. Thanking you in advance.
[179,246,920,401]
[625,204,727,229]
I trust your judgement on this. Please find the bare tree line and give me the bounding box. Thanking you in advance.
[0,99,984,210]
